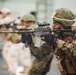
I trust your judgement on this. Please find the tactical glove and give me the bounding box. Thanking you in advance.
[44,33,58,45]
[21,33,33,44]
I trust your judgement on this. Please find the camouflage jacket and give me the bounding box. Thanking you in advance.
[29,32,76,59]
[29,43,53,61]
[56,34,76,58]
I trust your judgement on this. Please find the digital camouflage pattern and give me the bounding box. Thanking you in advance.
[52,8,76,75]
[27,8,76,75]
[72,34,76,57]
[21,14,35,22]
[10,34,21,43]
[55,34,76,75]
[6,33,21,43]
[53,8,75,26]
[28,34,76,75]
[28,43,53,75]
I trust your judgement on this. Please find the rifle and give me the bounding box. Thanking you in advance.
[0,22,75,47]
[0,26,75,34]
[0,22,75,35]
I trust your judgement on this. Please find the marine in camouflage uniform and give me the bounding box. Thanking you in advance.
[20,14,39,74]
[1,13,35,75]
[44,8,76,75]
[21,15,54,75]
[51,8,76,75]
[24,8,76,75]
[0,8,15,74]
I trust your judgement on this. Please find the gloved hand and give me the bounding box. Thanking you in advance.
[21,33,33,44]
[44,33,58,45]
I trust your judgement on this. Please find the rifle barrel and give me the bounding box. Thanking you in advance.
[0,28,73,34]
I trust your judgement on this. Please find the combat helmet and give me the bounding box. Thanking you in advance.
[21,14,35,22]
[0,8,11,14]
[51,8,75,26]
